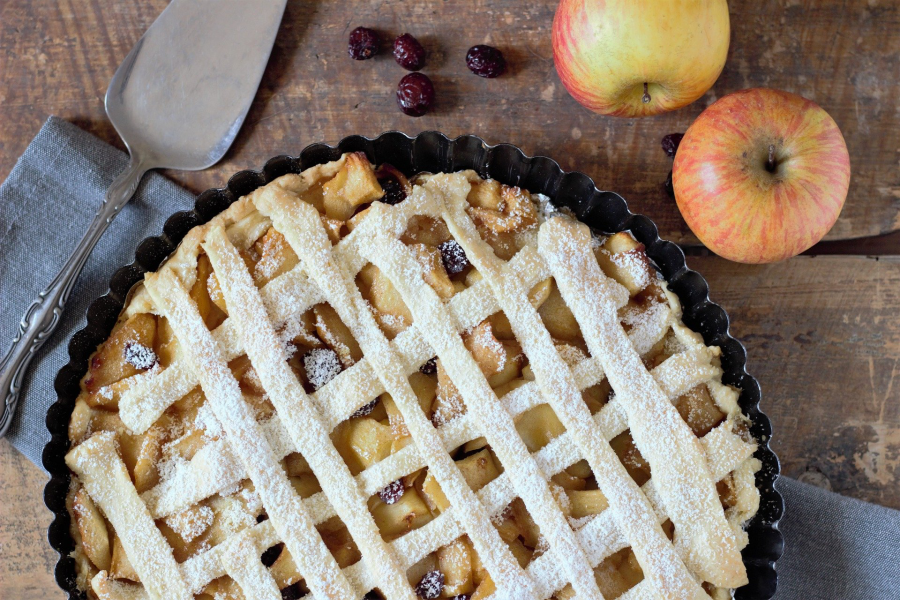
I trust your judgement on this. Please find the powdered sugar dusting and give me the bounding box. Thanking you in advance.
[144,263,359,599]
[166,505,214,543]
[533,193,557,223]
[607,248,652,291]
[124,342,158,370]
[469,322,507,374]
[200,218,417,599]
[194,400,224,438]
[303,348,343,390]
[539,217,746,593]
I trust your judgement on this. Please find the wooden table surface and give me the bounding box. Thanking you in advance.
[1,1,899,598]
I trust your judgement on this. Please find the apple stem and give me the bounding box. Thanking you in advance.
[766,144,777,172]
[642,82,651,104]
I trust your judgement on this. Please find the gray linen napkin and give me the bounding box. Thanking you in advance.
[1,117,898,599]
[0,116,194,461]
[774,477,900,599]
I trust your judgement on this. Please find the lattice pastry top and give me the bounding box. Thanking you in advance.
[65,153,760,600]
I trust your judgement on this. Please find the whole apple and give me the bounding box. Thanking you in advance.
[673,88,851,263]
[552,0,730,117]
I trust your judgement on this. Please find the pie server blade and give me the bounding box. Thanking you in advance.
[0,0,287,437]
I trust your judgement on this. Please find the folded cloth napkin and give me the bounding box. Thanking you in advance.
[0,117,194,461]
[1,117,899,599]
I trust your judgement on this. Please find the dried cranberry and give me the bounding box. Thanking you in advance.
[419,357,437,375]
[378,175,406,205]
[281,583,305,600]
[438,240,469,275]
[348,27,380,60]
[124,342,158,370]
[350,398,378,419]
[396,72,435,117]
[664,171,675,198]
[393,33,426,71]
[260,544,282,567]
[661,133,684,158]
[466,45,506,78]
[303,348,342,390]
[415,570,445,599]
[379,479,405,504]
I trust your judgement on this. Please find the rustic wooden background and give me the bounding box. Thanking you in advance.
[1,0,899,242]
[1,0,899,597]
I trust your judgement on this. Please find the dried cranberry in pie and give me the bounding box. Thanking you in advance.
[123,342,157,370]
[438,239,469,275]
[415,570,444,598]
[378,479,405,505]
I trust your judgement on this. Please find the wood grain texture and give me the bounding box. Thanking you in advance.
[1,255,898,597]
[1,0,898,243]
[694,255,900,509]
[0,440,62,600]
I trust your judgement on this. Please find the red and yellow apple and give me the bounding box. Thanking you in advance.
[552,0,730,117]
[672,88,851,263]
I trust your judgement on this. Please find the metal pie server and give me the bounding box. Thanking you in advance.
[0,0,287,437]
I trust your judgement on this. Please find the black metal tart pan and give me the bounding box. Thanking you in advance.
[43,131,784,599]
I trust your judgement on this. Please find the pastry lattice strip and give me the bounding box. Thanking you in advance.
[538,215,747,587]
[218,526,284,600]
[67,432,194,600]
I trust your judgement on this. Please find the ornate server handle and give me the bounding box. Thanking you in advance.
[0,159,147,437]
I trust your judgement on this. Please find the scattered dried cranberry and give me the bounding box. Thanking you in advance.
[378,175,407,205]
[379,479,405,504]
[419,357,438,375]
[124,342,158,370]
[661,133,684,158]
[664,171,675,198]
[348,27,380,60]
[393,33,426,71]
[396,72,435,117]
[415,570,445,599]
[466,45,506,78]
[438,240,469,275]
[350,398,378,419]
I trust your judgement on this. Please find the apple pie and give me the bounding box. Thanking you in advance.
[64,152,760,600]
